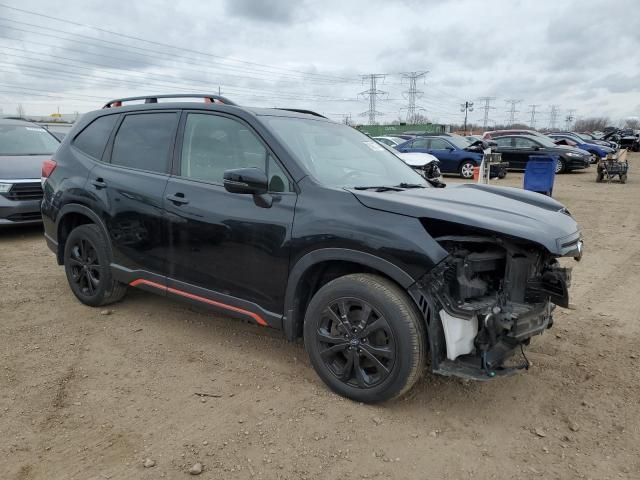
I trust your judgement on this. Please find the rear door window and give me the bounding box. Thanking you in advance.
[110,113,178,173]
[514,137,537,149]
[429,138,451,150]
[411,138,429,149]
[494,137,514,148]
[73,114,119,160]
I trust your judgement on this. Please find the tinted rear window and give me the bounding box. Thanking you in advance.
[0,124,60,155]
[73,114,119,159]
[110,113,178,173]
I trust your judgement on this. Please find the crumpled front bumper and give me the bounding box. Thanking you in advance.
[408,238,576,381]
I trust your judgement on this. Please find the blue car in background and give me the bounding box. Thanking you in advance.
[548,133,614,162]
[395,134,484,178]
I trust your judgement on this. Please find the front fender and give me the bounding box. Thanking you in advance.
[282,248,418,340]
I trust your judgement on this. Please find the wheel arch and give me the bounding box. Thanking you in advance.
[55,204,110,265]
[283,248,416,341]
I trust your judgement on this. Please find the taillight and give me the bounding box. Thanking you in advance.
[41,159,57,186]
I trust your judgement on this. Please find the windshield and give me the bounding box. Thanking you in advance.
[263,116,428,188]
[0,125,60,155]
[577,133,593,140]
[446,134,471,148]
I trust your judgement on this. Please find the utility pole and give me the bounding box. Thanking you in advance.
[504,99,522,126]
[359,74,387,125]
[478,97,496,131]
[460,101,474,135]
[549,105,560,130]
[528,104,540,129]
[401,71,428,124]
[565,109,576,130]
[341,113,353,126]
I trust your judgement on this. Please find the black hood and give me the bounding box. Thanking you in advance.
[350,184,581,256]
[0,155,48,180]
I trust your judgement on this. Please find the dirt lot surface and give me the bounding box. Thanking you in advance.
[2,154,639,480]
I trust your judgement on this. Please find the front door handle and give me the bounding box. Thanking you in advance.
[91,178,107,189]
[166,193,189,205]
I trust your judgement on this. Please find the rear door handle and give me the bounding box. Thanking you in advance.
[91,178,107,189]
[166,193,189,205]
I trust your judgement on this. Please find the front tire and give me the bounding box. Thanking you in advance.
[303,274,426,403]
[64,224,127,307]
[459,160,476,179]
[555,158,566,174]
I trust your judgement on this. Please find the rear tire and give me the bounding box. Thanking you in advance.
[304,274,426,403]
[63,224,127,307]
[620,174,627,184]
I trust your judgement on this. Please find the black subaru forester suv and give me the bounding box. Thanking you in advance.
[42,94,582,403]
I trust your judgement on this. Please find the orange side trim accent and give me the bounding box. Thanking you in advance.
[129,279,267,326]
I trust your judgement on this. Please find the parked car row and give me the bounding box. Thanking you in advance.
[378,127,623,178]
[600,128,640,151]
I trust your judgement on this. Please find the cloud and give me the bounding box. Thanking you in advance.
[224,0,309,24]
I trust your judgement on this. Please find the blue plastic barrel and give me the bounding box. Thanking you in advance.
[524,155,558,196]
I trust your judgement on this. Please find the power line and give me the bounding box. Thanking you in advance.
[0,3,359,84]
[0,47,359,103]
[528,104,540,129]
[504,99,522,126]
[400,71,428,124]
[359,74,387,125]
[478,97,496,130]
[0,21,354,87]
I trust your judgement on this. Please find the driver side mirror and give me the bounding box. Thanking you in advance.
[533,145,541,151]
[223,168,268,195]
[446,147,454,151]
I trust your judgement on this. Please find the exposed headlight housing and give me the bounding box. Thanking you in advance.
[0,182,13,193]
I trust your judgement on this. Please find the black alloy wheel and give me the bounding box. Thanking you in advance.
[304,274,425,403]
[67,237,102,297]
[64,224,127,306]
[315,297,396,388]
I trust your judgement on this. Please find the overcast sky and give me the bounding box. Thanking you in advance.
[0,0,638,127]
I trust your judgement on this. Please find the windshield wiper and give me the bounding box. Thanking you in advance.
[353,185,404,192]
[395,183,425,189]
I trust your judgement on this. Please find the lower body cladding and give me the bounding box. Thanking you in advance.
[410,235,572,380]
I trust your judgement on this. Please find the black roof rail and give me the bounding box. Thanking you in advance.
[275,108,327,119]
[103,94,237,109]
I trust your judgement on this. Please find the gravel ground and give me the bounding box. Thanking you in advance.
[1,154,639,479]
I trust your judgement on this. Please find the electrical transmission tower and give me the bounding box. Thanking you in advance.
[460,101,474,134]
[565,109,576,130]
[478,97,496,131]
[504,99,522,126]
[401,71,428,124]
[359,74,387,125]
[549,105,560,130]
[528,104,540,129]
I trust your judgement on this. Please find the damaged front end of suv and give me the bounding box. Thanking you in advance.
[410,218,582,380]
